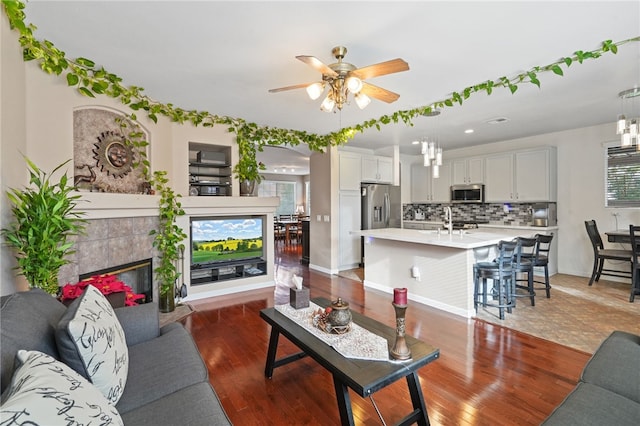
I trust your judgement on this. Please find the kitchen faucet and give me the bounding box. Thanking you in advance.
[444,206,453,234]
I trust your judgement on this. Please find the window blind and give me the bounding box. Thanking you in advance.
[606,145,640,207]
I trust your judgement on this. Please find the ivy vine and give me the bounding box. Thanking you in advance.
[3,0,639,181]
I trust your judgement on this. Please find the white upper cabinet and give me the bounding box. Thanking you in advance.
[485,147,556,202]
[339,151,362,191]
[362,155,392,183]
[410,161,451,203]
[452,157,484,185]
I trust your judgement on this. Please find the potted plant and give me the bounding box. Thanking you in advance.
[1,158,86,295]
[233,136,265,196]
[149,170,187,312]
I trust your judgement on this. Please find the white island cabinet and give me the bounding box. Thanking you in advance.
[355,227,538,318]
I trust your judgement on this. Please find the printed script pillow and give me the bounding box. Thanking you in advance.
[55,285,129,404]
[0,350,123,426]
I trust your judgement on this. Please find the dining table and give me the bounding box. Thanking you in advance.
[276,219,301,246]
[605,229,632,244]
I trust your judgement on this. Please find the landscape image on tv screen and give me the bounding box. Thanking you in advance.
[191,216,263,265]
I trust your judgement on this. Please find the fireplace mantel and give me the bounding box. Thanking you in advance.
[79,192,280,219]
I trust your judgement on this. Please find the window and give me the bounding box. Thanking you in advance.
[606,145,640,207]
[258,181,296,215]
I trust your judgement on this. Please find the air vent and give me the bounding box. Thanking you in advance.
[486,117,509,125]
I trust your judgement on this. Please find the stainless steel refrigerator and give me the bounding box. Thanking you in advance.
[360,183,402,265]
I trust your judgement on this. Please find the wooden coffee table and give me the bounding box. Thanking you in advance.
[260,297,440,426]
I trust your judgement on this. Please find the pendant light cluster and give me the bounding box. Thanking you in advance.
[617,87,640,148]
[419,138,443,178]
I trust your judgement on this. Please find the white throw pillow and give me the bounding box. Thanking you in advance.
[55,285,129,404]
[0,350,123,425]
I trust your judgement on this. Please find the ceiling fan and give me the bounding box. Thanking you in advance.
[268,46,409,113]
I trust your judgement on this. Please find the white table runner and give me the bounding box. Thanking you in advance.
[275,302,390,361]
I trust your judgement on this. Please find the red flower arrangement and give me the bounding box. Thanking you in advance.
[61,274,145,307]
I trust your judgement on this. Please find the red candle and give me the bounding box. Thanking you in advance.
[393,288,407,305]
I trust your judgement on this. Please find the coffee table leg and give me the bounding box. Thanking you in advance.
[333,374,355,426]
[264,327,280,378]
[406,371,430,426]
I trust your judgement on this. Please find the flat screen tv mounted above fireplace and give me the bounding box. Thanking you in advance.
[190,215,266,285]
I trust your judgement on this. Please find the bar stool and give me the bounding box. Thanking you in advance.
[532,233,554,298]
[513,236,537,306]
[474,240,517,320]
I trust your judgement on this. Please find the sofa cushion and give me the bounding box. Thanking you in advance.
[0,350,123,426]
[120,382,231,426]
[55,285,128,405]
[580,330,640,404]
[0,289,66,394]
[115,323,209,414]
[542,382,640,425]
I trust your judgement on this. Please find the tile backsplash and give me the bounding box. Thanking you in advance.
[403,202,555,226]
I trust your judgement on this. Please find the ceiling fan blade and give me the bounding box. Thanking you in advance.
[360,82,400,103]
[296,55,339,77]
[268,83,313,93]
[350,58,409,80]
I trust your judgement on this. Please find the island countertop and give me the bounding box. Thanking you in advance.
[354,227,529,250]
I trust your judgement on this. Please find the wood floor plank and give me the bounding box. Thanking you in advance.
[185,246,591,425]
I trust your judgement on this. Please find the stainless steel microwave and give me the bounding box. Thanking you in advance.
[451,184,485,203]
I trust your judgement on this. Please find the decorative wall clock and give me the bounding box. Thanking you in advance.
[93,131,134,178]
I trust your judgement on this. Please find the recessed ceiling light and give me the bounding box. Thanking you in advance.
[412,140,420,145]
[464,129,474,134]
[486,117,509,125]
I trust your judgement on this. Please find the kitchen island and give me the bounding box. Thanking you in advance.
[355,227,546,318]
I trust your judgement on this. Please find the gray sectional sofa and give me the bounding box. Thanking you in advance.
[542,330,640,425]
[1,288,232,425]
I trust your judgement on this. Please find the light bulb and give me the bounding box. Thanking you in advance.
[432,164,440,179]
[617,114,627,134]
[423,154,430,167]
[629,119,638,137]
[428,142,436,160]
[320,95,335,113]
[355,93,371,109]
[421,141,428,155]
[306,82,325,100]
[436,147,443,166]
[622,129,632,146]
[346,77,363,94]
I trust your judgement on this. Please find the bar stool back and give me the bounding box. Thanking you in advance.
[532,233,554,298]
[474,240,517,320]
[513,237,537,306]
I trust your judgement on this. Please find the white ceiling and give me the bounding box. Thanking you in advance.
[23,1,640,175]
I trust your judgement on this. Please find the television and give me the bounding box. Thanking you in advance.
[190,215,264,267]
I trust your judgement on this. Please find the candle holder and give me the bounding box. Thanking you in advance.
[390,302,411,360]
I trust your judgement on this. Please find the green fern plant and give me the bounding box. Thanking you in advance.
[1,158,86,294]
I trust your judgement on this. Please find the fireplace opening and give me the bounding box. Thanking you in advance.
[80,258,153,303]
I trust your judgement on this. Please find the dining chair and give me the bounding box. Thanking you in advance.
[628,224,640,302]
[584,220,632,286]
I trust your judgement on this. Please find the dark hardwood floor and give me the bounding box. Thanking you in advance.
[184,244,589,425]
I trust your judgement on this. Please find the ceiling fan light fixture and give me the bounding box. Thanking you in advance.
[306,82,325,100]
[355,93,371,109]
[346,76,363,94]
[320,95,335,113]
